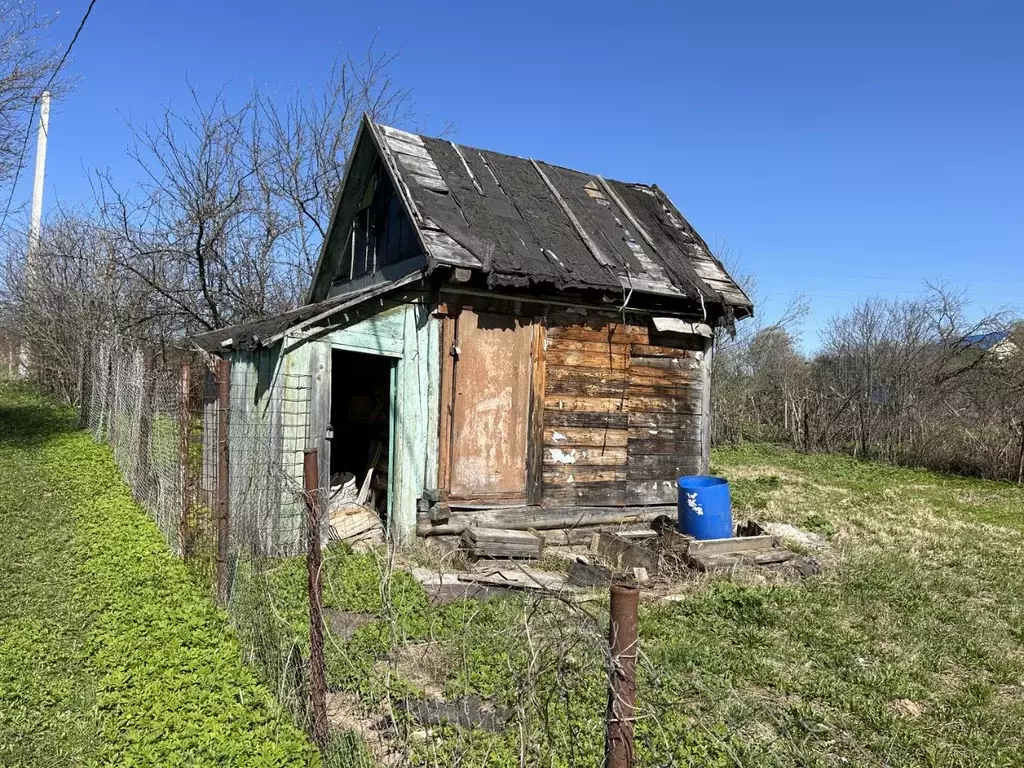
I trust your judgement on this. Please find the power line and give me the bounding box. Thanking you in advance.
[0,0,99,234]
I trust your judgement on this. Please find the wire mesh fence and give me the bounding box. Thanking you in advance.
[39,332,720,767]
[77,335,348,756]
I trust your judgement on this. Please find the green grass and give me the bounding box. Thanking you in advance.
[5,379,1024,767]
[267,443,1024,767]
[0,383,315,767]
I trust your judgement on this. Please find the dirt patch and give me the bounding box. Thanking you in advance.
[326,691,405,766]
[323,608,376,641]
[396,695,512,732]
[390,641,451,700]
[891,698,927,718]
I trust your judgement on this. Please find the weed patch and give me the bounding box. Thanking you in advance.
[0,383,314,767]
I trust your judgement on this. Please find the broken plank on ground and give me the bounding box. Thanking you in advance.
[594,532,660,573]
[458,567,568,592]
[685,534,777,556]
[462,527,544,560]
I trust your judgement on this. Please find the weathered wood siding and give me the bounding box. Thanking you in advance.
[542,311,705,507]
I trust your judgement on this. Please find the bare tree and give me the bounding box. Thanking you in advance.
[253,42,413,295]
[0,1,63,189]
[87,43,413,338]
[0,39,413,402]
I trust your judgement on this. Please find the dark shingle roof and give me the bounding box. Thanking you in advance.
[377,124,750,310]
[308,117,752,314]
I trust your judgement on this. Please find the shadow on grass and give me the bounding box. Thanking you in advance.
[0,389,78,448]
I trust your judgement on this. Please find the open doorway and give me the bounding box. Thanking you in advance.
[329,349,392,521]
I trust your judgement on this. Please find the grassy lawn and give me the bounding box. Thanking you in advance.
[4,379,1023,767]
[0,383,315,767]
[265,444,1024,767]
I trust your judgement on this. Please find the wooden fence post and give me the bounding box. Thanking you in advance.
[215,358,231,605]
[178,360,191,559]
[606,584,639,768]
[303,448,328,752]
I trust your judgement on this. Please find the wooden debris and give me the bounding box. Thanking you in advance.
[416,504,676,537]
[687,546,796,573]
[595,532,659,572]
[462,527,543,560]
[686,534,777,556]
[329,502,384,545]
[567,560,614,588]
[539,522,656,547]
[457,567,566,592]
[749,548,796,565]
[735,519,767,537]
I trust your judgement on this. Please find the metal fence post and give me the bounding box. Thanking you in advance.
[606,584,639,768]
[215,358,231,605]
[136,349,155,498]
[303,448,328,752]
[178,360,191,560]
[79,342,92,428]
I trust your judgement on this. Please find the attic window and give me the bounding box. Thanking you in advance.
[345,166,423,281]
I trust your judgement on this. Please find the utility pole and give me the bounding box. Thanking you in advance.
[18,90,50,377]
[27,90,50,274]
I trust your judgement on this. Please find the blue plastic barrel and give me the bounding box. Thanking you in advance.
[677,475,732,540]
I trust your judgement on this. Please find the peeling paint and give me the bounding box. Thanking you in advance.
[548,448,577,464]
[685,492,704,516]
[552,431,568,443]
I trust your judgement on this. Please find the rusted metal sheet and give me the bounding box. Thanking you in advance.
[448,309,532,500]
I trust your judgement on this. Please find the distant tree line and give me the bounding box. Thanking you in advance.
[712,286,1024,484]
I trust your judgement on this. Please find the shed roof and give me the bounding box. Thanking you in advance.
[188,272,423,352]
[308,118,752,314]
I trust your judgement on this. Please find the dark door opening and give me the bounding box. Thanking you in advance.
[329,349,392,519]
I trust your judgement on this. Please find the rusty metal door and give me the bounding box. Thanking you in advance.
[448,309,533,501]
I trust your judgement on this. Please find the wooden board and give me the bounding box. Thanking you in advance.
[687,534,777,555]
[544,348,629,370]
[542,445,627,466]
[462,527,544,560]
[595,532,659,573]
[417,504,676,536]
[526,323,546,505]
[625,353,704,505]
[448,309,533,500]
[437,315,456,490]
[543,426,629,448]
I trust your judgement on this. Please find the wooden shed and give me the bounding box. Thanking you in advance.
[191,116,752,546]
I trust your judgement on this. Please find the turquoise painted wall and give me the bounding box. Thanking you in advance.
[263,297,440,544]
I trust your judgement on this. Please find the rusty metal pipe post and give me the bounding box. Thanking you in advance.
[215,358,231,605]
[606,584,639,768]
[303,448,328,752]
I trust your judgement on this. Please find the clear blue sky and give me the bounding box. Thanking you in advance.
[21,0,1024,346]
